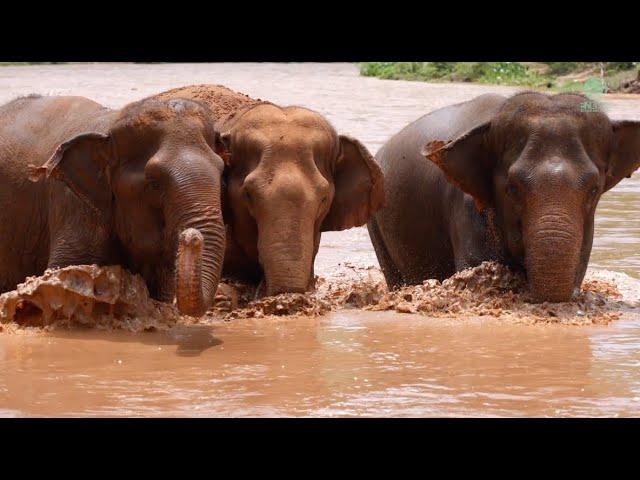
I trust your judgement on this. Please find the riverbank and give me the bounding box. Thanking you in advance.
[359,62,640,93]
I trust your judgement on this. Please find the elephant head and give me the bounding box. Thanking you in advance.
[219,104,383,295]
[422,92,640,303]
[31,98,226,316]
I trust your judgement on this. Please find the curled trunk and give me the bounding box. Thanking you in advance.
[175,229,208,316]
[167,168,226,317]
[174,213,225,317]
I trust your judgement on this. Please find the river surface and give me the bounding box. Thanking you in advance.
[0,63,638,417]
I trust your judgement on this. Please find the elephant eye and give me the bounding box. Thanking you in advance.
[145,178,163,193]
[506,183,520,199]
[143,177,164,208]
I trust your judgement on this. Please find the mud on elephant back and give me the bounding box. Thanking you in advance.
[0,94,227,318]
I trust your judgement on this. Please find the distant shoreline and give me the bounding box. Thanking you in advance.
[359,62,640,94]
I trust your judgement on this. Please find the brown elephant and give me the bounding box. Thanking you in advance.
[0,94,226,316]
[368,92,640,302]
[151,85,384,296]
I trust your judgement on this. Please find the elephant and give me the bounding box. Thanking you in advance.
[368,92,640,303]
[151,85,384,296]
[0,94,226,316]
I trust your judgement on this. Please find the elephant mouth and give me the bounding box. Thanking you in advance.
[251,261,316,298]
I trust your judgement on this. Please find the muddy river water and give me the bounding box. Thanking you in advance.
[0,63,639,417]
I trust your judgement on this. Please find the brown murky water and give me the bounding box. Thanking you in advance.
[0,63,638,417]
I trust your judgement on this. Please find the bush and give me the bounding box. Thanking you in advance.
[360,62,553,87]
[359,62,639,90]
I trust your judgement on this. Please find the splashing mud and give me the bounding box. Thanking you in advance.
[209,262,385,320]
[0,262,633,332]
[0,265,180,333]
[366,262,632,325]
[212,262,634,325]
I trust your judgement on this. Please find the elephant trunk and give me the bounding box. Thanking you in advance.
[258,218,315,296]
[264,260,312,295]
[168,173,225,317]
[524,210,582,303]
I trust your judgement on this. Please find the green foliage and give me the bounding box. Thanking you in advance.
[545,62,638,75]
[461,62,552,87]
[359,62,639,90]
[604,62,638,71]
[359,62,446,80]
[360,62,553,88]
[544,62,590,75]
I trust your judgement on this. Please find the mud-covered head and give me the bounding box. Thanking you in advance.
[218,103,384,295]
[31,97,227,316]
[422,91,640,303]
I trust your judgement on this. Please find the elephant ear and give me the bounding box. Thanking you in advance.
[605,120,640,192]
[421,122,494,211]
[29,132,115,214]
[321,135,384,232]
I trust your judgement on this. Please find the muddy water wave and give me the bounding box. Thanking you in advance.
[210,262,635,326]
[0,265,179,332]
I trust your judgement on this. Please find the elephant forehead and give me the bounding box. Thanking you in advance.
[114,99,211,136]
[239,104,334,134]
[496,92,610,127]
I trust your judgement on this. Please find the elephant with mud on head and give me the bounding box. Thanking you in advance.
[0,94,226,316]
[368,92,640,302]
[151,85,384,296]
